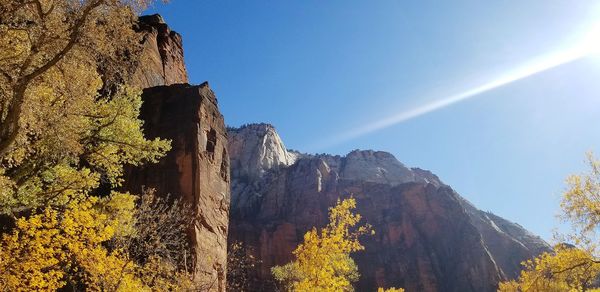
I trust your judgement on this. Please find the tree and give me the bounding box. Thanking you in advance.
[0,0,155,153]
[0,190,196,291]
[560,153,600,251]
[0,194,143,291]
[111,188,196,291]
[499,153,600,292]
[0,0,170,215]
[0,1,199,290]
[227,241,260,292]
[112,189,193,269]
[271,198,374,292]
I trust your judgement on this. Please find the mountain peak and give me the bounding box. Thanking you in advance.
[228,123,276,133]
[227,122,551,290]
[228,123,298,181]
[131,14,189,88]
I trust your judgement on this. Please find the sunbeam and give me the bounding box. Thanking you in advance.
[315,34,600,150]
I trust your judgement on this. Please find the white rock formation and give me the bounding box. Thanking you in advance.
[228,123,297,181]
[338,150,416,185]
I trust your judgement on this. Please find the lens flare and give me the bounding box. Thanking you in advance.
[315,24,600,150]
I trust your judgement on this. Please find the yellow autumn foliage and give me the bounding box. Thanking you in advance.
[0,192,195,291]
[272,197,374,292]
[499,245,600,292]
[499,153,600,291]
[0,194,144,291]
[561,153,600,250]
[0,0,199,290]
[0,0,171,215]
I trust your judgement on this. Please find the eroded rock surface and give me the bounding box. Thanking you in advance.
[122,16,229,291]
[124,84,229,290]
[228,123,298,181]
[131,14,189,88]
[227,123,550,292]
[124,14,549,291]
[228,124,299,215]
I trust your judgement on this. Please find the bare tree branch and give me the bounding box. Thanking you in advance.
[0,0,106,157]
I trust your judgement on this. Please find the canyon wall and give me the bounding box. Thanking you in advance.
[132,14,189,88]
[126,14,549,292]
[227,124,550,292]
[123,16,229,291]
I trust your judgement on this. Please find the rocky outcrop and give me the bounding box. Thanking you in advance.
[228,124,298,181]
[124,83,230,291]
[460,199,551,280]
[122,16,229,291]
[131,14,189,88]
[227,123,550,292]
[410,169,551,280]
[336,150,416,185]
[228,124,299,213]
[122,14,549,291]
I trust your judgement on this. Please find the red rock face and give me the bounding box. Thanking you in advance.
[123,83,230,291]
[227,124,550,292]
[122,16,230,291]
[123,14,549,291]
[229,158,499,291]
[131,14,189,88]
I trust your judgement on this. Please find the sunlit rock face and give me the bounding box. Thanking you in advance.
[227,124,299,214]
[326,150,416,185]
[122,14,550,292]
[459,198,551,280]
[131,14,189,88]
[228,123,298,181]
[123,83,230,291]
[122,16,229,291]
[227,123,550,292]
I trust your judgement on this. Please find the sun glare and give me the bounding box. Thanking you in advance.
[314,21,600,150]
[580,22,600,60]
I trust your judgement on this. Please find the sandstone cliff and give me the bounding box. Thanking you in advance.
[125,14,549,292]
[228,124,299,213]
[131,14,189,88]
[227,123,550,292]
[122,16,229,291]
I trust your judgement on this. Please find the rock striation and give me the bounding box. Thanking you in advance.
[131,14,189,88]
[227,123,550,292]
[124,83,230,291]
[122,16,229,291]
[123,14,549,292]
[228,124,299,213]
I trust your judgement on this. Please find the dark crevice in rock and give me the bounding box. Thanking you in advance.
[123,83,230,291]
[206,128,217,158]
[220,149,229,182]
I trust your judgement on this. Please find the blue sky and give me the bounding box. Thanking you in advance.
[147,1,600,240]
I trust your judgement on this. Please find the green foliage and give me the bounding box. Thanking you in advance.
[0,0,171,216]
[0,0,198,290]
[0,89,170,214]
